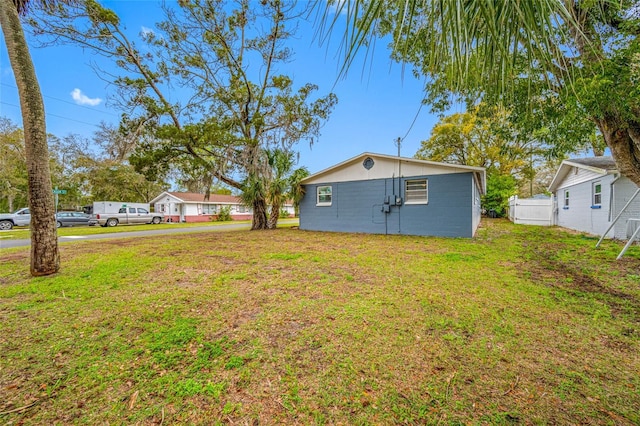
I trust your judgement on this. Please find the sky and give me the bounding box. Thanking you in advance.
[0,0,450,184]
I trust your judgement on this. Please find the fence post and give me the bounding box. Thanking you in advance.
[510,195,518,223]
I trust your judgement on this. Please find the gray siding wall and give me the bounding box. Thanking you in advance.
[556,174,615,237]
[612,176,640,240]
[300,173,474,237]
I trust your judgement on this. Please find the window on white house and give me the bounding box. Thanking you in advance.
[593,182,602,206]
[202,204,217,214]
[237,205,247,213]
[405,179,428,204]
[564,191,570,207]
[317,186,332,206]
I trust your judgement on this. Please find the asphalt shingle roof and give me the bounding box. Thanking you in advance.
[167,192,241,203]
[568,156,617,171]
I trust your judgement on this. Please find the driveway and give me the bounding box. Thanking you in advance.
[0,219,299,249]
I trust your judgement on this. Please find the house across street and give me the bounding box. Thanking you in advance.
[149,191,295,223]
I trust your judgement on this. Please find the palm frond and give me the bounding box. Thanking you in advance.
[314,0,579,96]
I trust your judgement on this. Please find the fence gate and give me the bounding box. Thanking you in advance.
[508,195,554,226]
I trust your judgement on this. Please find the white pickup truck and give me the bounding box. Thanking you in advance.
[91,203,164,227]
[0,207,31,230]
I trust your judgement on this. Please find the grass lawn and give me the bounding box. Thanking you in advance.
[1,219,639,424]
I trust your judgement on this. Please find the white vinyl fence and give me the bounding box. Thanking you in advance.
[508,195,555,226]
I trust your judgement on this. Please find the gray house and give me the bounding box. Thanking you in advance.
[299,153,486,238]
[549,157,640,240]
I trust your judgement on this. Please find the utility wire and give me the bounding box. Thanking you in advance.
[0,101,103,128]
[400,99,425,143]
[1,82,120,117]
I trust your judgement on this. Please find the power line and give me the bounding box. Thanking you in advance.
[0,82,120,118]
[400,100,425,143]
[0,101,103,128]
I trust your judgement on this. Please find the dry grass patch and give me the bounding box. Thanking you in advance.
[1,220,639,424]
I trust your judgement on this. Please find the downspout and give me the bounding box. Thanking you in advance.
[608,174,620,222]
[397,143,402,234]
[385,178,389,235]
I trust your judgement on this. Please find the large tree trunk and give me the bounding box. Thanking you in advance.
[251,197,268,230]
[596,118,640,188]
[0,1,60,276]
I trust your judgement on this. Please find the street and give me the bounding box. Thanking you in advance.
[0,219,299,249]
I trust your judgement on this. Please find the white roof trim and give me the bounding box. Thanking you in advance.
[149,191,179,204]
[301,152,485,183]
[150,191,246,205]
[548,160,617,192]
[562,160,613,175]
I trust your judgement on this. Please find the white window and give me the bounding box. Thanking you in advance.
[317,186,332,206]
[237,205,247,213]
[405,179,428,204]
[593,182,602,206]
[564,191,570,207]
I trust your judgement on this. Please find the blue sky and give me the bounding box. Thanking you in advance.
[0,1,449,181]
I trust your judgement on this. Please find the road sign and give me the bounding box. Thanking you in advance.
[53,189,67,194]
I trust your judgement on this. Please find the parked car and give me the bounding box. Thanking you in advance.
[55,211,95,228]
[0,207,30,230]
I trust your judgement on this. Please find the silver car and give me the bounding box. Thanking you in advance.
[55,211,95,228]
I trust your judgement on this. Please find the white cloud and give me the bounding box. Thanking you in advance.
[70,88,102,106]
[141,26,154,37]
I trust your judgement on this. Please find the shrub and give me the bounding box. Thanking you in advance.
[279,208,290,218]
[215,206,232,222]
[482,174,517,218]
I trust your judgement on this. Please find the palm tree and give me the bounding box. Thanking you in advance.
[266,149,295,230]
[0,0,59,275]
[240,148,307,230]
[288,166,309,218]
[239,172,268,231]
[321,1,640,187]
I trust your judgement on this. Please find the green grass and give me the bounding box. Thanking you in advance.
[1,219,639,424]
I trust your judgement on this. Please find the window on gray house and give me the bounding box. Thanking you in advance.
[405,179,428,204]
[317,186,332,206]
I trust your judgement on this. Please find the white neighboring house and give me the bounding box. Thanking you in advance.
[150,192,252,222]
[549,157,640,240]
[149,191,295,223]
